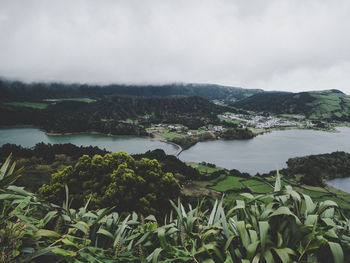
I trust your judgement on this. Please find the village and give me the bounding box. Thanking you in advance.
[218,112,313,129]
[144,110,336,142]
[146,123,224,139]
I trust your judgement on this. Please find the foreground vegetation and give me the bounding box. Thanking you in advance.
[1,155,350,262]
[38,152,181,216]
[186,161,350,216]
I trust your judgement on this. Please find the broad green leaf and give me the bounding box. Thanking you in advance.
[263,249,274,263]
[273,248,295,263]
[145,215,157,222]
[61,238,79,248]
[224,235,236,251]
[274,168,281,192]
[152,248,163,263]
[203,243,224,262]
[52,248,76,257]
[34,229,61,238]
[247,241,260,259]
[329,242,344,263]
[202,229,218,242]
[41,211,58,227]
[71,221,90,235]
[21,246,59,262]
[224,251,234,263]
[240,193,254,200]
[97,228,114,239]
[302,194,316,213]
[0,153,12,180]
[259,221,269,252]
[270,206,301,224]
[157,228,168,249]
[236,221,250,249]
[319,200,338,215]
[208,200,218,226]
[270,207,293,217]
[305,214,318,226]
[322,218,336,227]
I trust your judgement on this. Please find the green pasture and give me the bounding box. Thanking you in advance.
[4,101,48,109]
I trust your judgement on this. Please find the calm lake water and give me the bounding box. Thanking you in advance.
[179,127,350,175]
[0,127,179,155]
[2,127,350,191]
[327,178,350,193]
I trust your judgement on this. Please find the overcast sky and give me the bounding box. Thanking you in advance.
[0,0,350,93]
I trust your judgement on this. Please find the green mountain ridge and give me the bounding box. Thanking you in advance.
[2,78,350,122]
[0,79,262,103]
[234,89,350,120]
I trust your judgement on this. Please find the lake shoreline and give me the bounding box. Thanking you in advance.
[327,178,350,194]
[2,126,350,174]
[46,130,184,156]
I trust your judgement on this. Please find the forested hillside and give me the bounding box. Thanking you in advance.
[259,151,350,187]
[234,89,350,120]
[0,144,200,191]
[0,79,261,103]
[0,96,228,133]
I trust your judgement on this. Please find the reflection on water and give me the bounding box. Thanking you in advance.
[0,127,179,155]
[179,127,350,174]
[1,126,350,177]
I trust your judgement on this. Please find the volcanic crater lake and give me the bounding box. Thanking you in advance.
[179,127,350,174]
[0,127,179,155]
[1,127,350,176]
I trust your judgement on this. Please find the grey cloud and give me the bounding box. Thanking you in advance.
[0,0,350,93]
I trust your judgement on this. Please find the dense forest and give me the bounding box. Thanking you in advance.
[0,79,261,103]
[260,151,350,186]
[234,89,350,120]
[0,95,230,133]
[171,127,254,149]
[0,144,200,191]
[286,151,350,186]
[38,152,181,216]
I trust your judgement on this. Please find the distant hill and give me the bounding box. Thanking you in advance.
[3,78,350,121]
[45,95,226,123]
[0,95,229,133]
[0,79,262,103]
[234,89,350,120]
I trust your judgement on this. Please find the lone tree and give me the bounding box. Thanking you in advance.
[39,152,181,215]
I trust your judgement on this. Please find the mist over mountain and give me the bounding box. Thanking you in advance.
[0,79,262,103]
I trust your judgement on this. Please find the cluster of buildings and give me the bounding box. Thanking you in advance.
[219,113,301,129]
[150,123,224,136]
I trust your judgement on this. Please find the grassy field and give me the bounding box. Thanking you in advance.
[307,92,350,119]
[210,175,245,191]
[4,101,48,109]
[249,183,273,193]
[55,97,95,103]
[155,131,182,139]
[186,162,350,213]
[219,116,240,125]
[186,162,223,174]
